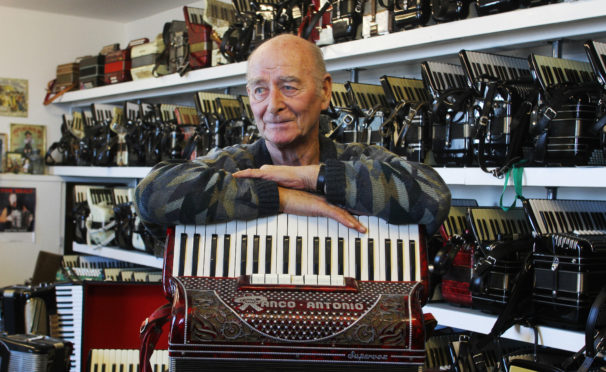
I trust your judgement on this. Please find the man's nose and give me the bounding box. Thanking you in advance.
[267,87,285,114]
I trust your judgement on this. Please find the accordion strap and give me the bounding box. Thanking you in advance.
[43,80,75,106]
[139,303,171,372]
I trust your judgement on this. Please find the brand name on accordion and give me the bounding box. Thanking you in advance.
[234,295,365,312]
[347,351,389,361]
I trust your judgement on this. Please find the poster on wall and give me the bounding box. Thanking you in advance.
[0,78,28,117]
[0,133,6,172]
[0,187,35,233]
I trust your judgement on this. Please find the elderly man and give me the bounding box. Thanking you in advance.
[134,34,450,236]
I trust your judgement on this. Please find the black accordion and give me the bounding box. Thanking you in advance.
[0,333,72,372]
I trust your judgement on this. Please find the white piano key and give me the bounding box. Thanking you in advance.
[291,275,304,285]
[182,225,196,276]
[233,220,246,277]
[251,273,265,284]
[304,215,317,276]
[327,218,339,276]
[287,214,299,275]
[172,225,186,276]
[257,216,268,274]
[315,217,328,275]
[304,274,318,285]
[194,224,206,277]
[297,215,308,275]
[214,219,227,277]
[388,220,399,281]
[278,274,291,284]
[225,219,237,277]
[358,215,370,281]
[266,215,278,274]
[265,273,278,284]
[276,213,288,274]
[338,219,350,277]
[367,216,381,280]
[409,225,421,281]
[203,222,216,276]
[399,224,411,281]
[331,275,345,286]
[317,275,331,286]
[245,219,257,275]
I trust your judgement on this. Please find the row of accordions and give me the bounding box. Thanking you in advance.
[51,40,606,174]
[50,0,561,95]
[430,197,606,334]
[69,184,165,258]
[50,2,237,94]
[46,91,256,167]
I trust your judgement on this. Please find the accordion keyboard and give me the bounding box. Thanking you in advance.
[459,50,532,84]
[468,207,532,242]
[421,60,467,95]
[523,199,606,235]
[346,82,389,110]
[529,54,595,91]
[89,348,168,372]
[172,214,422,284]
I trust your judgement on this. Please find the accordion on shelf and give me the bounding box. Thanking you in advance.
[78,55,105,89]
[157,214,432,371]
[466,207,533,313]
[522,198,606,329]
[130,34,166,81]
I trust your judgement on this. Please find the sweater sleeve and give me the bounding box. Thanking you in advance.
[325,143,451,234]
[134,145,280,228]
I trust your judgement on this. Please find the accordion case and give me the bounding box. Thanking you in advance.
[131,34,165,80]
[168,276,426,371]
[79,55,105,89]
[53,62,79,93]
[104,49,131,84]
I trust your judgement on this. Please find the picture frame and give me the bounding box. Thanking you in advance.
[5,152,22,174]
[0,133,5,172]
[0,77,28,117]
[9,123,46,160]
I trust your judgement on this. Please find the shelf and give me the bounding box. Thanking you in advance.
[424,302,585,352]
[72,242,163,269]
[47,165,606,188]
[53,0,606,107]
[48,166,152,179]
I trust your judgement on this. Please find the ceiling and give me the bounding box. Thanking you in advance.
[0,0,196,22]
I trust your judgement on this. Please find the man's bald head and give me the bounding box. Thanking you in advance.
[247,34,328,92]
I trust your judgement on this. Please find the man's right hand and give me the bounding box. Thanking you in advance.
[278,187,367,234]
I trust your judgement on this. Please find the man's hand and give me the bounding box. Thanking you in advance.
[278,187,366,233]
[233,164,319,192]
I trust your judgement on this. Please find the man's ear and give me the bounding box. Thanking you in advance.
[320,74,332,110]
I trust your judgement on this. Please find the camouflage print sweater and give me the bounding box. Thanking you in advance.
[134,135,451,235]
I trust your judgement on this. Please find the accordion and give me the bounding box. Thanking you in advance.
[0,333,72,372]
[156,214,432,371]
[523,198,606,329]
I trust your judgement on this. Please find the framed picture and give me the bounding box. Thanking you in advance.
[0,77,28,117]
[9,123,46,159]
[5,152,22,174]
[0,133,5,172]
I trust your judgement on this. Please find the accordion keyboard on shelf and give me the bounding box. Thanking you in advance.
[522,198,606,328]
[165,214,430,371]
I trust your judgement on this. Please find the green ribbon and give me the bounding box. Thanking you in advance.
[499,160,527,211]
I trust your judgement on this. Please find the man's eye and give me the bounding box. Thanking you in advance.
[282,85,298,94]
[253,87,268,99]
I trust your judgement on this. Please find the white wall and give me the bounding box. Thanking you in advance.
[0,6,125,287]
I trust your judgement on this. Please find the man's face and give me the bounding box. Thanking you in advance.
[246,41,331,150]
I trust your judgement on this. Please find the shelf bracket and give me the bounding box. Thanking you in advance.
[551,39,565,58]
[546,186,558,200]
[346,68,365,83]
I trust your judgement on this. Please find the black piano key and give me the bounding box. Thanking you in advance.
[338,237,344,276]
[409,240,417,281]
[283,236,289,274]
[355,238,362,280]
[178,233,187,276]
[397,239,404,281]
[253,235,260,273]
[191,233,200,276]
[241,235,248,275]
[223,235,231,277]
[368,238,374,281]
[313,237,320,274]
[325,237,331,275]
[265,236,272,273]
[210,234,218,276]
[385,239,392,281]
[296,236,303,275]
